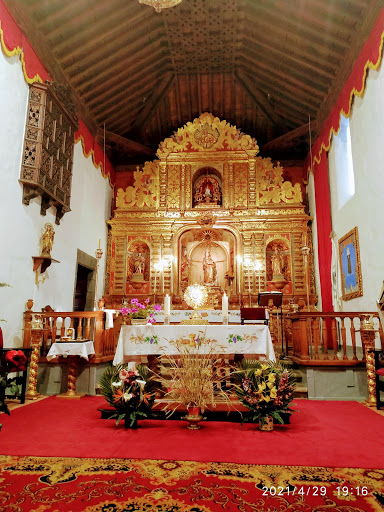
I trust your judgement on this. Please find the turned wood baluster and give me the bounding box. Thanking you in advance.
[312,317,320,359]
[378,320,384,351]
[322,318,329,360]
[85,318,91,339]
[51,318,57,344]
[60,317,65,338]
[77,317,83,339]
[350,319,358,360]
[341,318,348,360]
[331,317,338,359]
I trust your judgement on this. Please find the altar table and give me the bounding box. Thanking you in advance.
[113,325,275,365]
[47,341,95,361]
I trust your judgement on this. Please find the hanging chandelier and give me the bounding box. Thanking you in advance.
[138,0,183,13]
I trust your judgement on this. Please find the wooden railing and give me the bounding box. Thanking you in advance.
[287,311,384,366]
[23,305,117,363]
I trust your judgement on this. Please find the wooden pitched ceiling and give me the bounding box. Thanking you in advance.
[5,0,382,166]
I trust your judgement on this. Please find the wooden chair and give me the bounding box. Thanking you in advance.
[240,307,269,325]
[375,350,384,410]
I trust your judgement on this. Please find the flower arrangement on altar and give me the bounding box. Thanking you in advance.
[232,360,296,429]
[119,298,161,324]
[99,362,156,428]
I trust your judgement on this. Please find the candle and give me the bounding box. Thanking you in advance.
[154,273,157,294]
[98,239,101,249]
[258,271,261,293]
[162,267,165,294]
[164,294,171,315]
[222,292,228,316]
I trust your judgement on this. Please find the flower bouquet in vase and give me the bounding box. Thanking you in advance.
[154,335,234,429]
[99,362,156,428]
[119,298,161,325]
[233,361,296,430]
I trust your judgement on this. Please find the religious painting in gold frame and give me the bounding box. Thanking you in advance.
[338,227,363,301]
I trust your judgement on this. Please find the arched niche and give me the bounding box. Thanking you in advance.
[265,238,291,284]
[192,166,222,207]
[178,228,235,293]
[126,239,150,283]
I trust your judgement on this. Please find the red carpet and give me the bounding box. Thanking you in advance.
[1,456,384,512]
[1,396,383,468]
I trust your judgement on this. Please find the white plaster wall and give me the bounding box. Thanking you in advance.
[328,61,384,312]
[0,50,113,348]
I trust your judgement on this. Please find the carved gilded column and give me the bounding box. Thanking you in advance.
[229,162,234,211]
[242,232,254,305]
[248,157,256,209]
[151,234,162,298]
[180,163,185,213]
[162,233,173,293]
[360,315,377,407]
[185,164,192,208]
[159,160,167,210]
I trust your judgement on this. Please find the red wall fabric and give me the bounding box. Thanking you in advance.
[313,152,333,311]
[308,9,384,311]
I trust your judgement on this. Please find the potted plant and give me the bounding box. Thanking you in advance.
[119,298,161,325]
[99,361,156,428]
[233,360,296,431]
[154,334,234,429]
[0,350,27,430]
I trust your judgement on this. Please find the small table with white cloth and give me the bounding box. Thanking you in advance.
[47,341,95,398]
[113,325,275,365]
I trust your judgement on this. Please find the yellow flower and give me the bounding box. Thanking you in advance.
[264,395,271,402]
[261,364,268,371]
[270,388,277,398]
[268,373,276,382]
[258,382,266,392]
[255,369,262,376]
[259,395,265,401]
[267,381,275,389]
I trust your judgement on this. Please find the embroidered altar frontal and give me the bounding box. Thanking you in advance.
[113,324,275,364]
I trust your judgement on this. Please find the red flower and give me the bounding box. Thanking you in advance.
[5,350,27,372]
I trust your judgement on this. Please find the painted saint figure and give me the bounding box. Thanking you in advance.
[203,248,217,285]
[134,253,145,274]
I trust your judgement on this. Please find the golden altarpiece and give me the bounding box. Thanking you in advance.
[104,113,315,310]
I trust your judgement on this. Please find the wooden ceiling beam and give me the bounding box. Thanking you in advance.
[65,23,165,82]
[243,5,346,60]
[3,0,98,135]
[235,70,289,128]
[96,129,155,157]
[57,9,156,66]
[242,29,338,77]
[88,61,172,115]
[246,0,352,50]
[241,42,330,92]
[316,0,383,134]
[239,51,326,100]
[262,121,318,151]
[45,2,140,44]
[79,47,168,101]
[238,57,321,112]
[129,72,175,133]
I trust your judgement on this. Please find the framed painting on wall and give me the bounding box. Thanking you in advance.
[338,227,363,301]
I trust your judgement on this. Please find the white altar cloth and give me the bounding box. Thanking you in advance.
[47,341,95,361]
[113,325,275,365]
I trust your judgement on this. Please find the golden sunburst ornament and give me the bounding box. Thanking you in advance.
[138,0,183,13]
[181,284,209,324]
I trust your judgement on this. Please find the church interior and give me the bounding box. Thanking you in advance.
[1,1,384,510]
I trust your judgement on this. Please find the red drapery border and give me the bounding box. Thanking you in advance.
[0,0,115,185]
[307,9,384,311]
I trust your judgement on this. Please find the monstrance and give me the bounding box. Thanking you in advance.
[181,284,209,325]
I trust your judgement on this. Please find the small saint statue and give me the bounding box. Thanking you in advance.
[134,253,145,274]
[271,247,284,276]
[204,184,212,202]
[203,248,217,286]
[41,223,55,257]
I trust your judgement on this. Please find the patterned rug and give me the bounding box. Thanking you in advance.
[1,456,383,512]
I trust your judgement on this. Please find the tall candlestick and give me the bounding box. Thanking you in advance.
[164,294,171,315]
[98,239,101,249]
[222,292,228,316]
[154,272,157,296]
[162,268,165,294]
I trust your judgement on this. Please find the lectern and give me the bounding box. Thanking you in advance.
[258,291,285,359]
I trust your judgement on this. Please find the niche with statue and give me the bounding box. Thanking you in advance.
[266,237,292,293]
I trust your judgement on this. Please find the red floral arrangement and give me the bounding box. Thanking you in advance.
[5,350,27,372]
